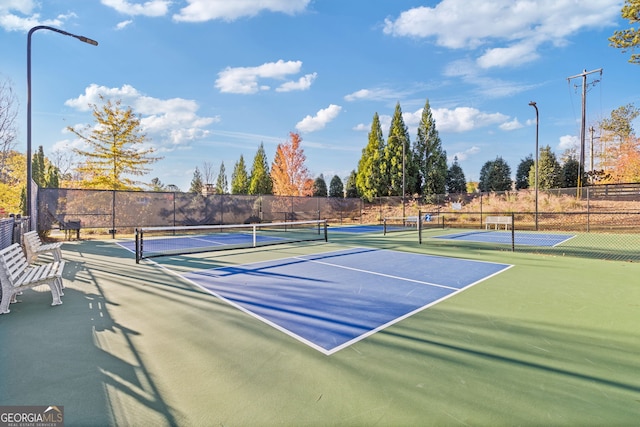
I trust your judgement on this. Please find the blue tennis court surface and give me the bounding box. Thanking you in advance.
[435,230,575,246]
[182,247,512,355]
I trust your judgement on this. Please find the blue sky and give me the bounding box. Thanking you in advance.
[1,0,638,191]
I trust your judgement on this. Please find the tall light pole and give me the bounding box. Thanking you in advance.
[26,26,98,220]
[529,101,539,231]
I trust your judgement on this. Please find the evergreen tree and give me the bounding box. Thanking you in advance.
[345,170,359,198]
[231,155,249,194]
[384,103,414,196]
[46,166,60,189]
[149,177,166,191]
[313,174,328,197]
[479,157,512,192]
[215,161,228,194]
[32,146,47,187]
[68,97,161,190]
[189,166,203,194]
[329,175,344,197]
[19,186,26,216]
[414,99,447,196]
[561,157,580,188]
[248,142,273,195]
[530,145,561,189]
[356,112,386,201]
[515,154,534,190]
[31,145,60,188]
[446,156,466,194]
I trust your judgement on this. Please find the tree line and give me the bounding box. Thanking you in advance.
[1,0,639,214]
[1,92,639,216]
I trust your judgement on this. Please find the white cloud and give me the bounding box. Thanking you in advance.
[216,60,314,94]
[174,0,310,22]
[362,106,513,136]
[0,0,71,33]
[344,88,401,102]
[499,118,523,131]
[444,59,537,99]
[477,41,540,69]
[451,146,481,162]
[52,137,85,153]
[100,0,170,17]
[296,104,342,133]
[559,134,579,151]
[432,107,509,133]
[276,72,317,92]
[65,84,219,149]
[115,20,133,30]
[383,0,620,69]
[0,0,37,15]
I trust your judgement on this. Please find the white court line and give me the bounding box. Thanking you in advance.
[293,255,460,291]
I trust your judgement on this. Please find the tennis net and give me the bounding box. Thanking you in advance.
[382,213,446,245]
[135,219,328,263]
[383,216,421,235]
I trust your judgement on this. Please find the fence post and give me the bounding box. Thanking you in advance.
[511,212,515,252]
[586,187,590,233]
[480,193,483,228]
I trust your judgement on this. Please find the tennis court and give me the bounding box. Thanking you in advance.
[435,230,575,246]
[2,226,639,426]
[181,247,511,354]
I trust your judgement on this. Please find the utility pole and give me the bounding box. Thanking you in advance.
[567,68,602,195]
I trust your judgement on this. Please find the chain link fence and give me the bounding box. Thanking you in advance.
[0,216,30,250]
[34,184,640,261]
[389,184,640,262]
[38,188,363,236]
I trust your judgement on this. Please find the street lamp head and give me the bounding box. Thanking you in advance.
[528,101,536,107]
[77,36,99,46]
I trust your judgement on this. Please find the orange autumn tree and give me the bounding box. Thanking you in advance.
[271,132,313,196]
[609,135,640,183]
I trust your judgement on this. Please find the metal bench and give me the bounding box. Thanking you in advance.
[61,220,81,240]
[485,216,512,230]
[405,216,419,227]
[22,231,63,264]
[0,243,65,314]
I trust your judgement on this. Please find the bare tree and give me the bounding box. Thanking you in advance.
[0,78,19,183]
[50,148,77,181]
[201,161,215,185]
